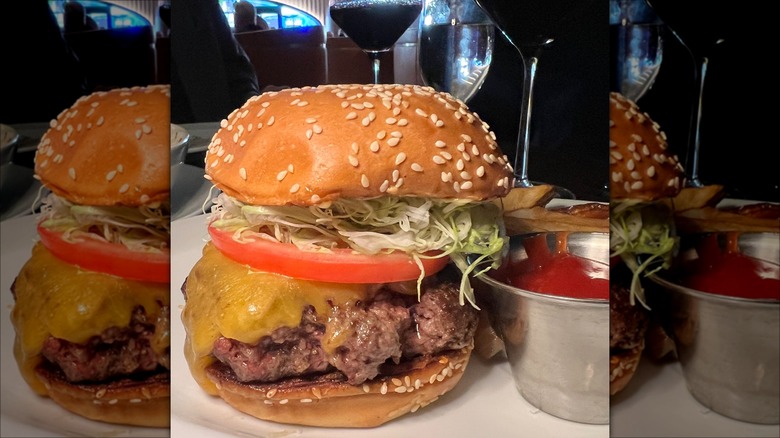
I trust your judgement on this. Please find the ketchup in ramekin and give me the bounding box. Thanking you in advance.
[498,233,610,300]
[680,232,780,300]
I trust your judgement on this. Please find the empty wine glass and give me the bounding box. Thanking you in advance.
[473,0,587,198]
[418,0,495,103]
[644,0,728,188]
[329,0,423,84]
[610,0,664,102]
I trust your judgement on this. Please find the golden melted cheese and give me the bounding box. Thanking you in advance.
[11,243,169,395]
[182,243,369,394]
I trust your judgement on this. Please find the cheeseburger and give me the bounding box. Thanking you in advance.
[10,85,171,427]
[182,84,513,427]
[608,92,685,395]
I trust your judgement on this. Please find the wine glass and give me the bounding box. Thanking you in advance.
[329,0,423,84]
[418,0,495,103]
[610,0,664,102]
[473,0,587,198]
[644,0,728,188]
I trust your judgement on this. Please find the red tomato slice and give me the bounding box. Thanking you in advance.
[37,225,170,284]
[208,225,448,283]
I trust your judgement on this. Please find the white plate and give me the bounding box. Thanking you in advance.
[0,216,168,437]
[170,215,609,438]
[610,356,780,437]
[171,163,215,221]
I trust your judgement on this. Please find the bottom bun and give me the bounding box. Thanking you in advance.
[206,345,473,428]
[609,340,644,396]
[36,363,170,427]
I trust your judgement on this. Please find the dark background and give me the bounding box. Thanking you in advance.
[467,0,610,202]
[617,9,778,203]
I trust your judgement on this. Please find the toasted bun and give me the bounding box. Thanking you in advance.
[36,364,169,427]
[34,85,170,206]
[205,84,513,205]
[609,341,643,396]
[205,346,471,428]
[609,92,684,201]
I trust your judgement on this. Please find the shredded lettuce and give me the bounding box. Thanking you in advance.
[38,192,170,253]
[610,199,677,308]
[210,193,508,308]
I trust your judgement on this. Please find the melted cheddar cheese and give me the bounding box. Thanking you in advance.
[11,243,169,395]
[182,243,369,394]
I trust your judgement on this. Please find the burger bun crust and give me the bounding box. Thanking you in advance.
[34,85,171,206]
[206,346,472,427]
[609,92,685,201]
[205,84,513,206]
[35,364,169,427]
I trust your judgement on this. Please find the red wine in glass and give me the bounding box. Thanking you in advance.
[330,1,422,84]
[644,0,729,187]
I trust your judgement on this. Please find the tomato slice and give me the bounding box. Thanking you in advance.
[208,225,448,283]
[37,225,170,284]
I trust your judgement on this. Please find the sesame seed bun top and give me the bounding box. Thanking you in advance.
[205,84,514,206]
[34,85,170,206]
[609,92,685,201]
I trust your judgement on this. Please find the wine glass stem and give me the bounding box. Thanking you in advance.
[514,55,538,188]
[370,53,381,85]
[686,57,708,188]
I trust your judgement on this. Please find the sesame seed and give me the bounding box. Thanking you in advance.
[395,386,408,393]
[239,167,247,180]
[397,119,408,126]
[631,171,641,180]
[370,141,380,152]
[430,114,439,123]
[441,171,452,182]
[411,163,423,172]
[476,166,485,177]
[461,181,473,190]
[267,388,277,399]
[380,179,389,192]
[106,170,116,181]
[440,151,452,160]
[117,164,124,173]
[277,170,288,181]
[142,124,152,134]
[346,112,357,120]
[279,399,289,405]
[627,159,635,171]
[457,143,466,152]
[435,140,446,148]
[392,169,400,182]
[415,108,428,117]
[361,174,370,188]
[68,168,76,180]
[433,156,446,165]
[290,183,300,193]
[351,142,359,153]
[362,384,370,393]
[386,117,397,125]
[392,378,403,386]
[348,155,359,167]
[362,116,371,126]
[435,120,444,127]
[647,166,656,177]
[306,129,313,140]
[297,101,308,107]
[453,181,460,192]
[341,101,350,108]
[456,159,465,170]
[471,145,480,155]
[387,137,400,147]
[288,164,294,173]
[351,103,365,110]
[610,151,623,160]
[377,130,387,140]
[119,183,129,193]
[381,383,388,395]
[631,181,644,190]
[460,171,471,180]
[609,140,617,148]
[300,399,313,403]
